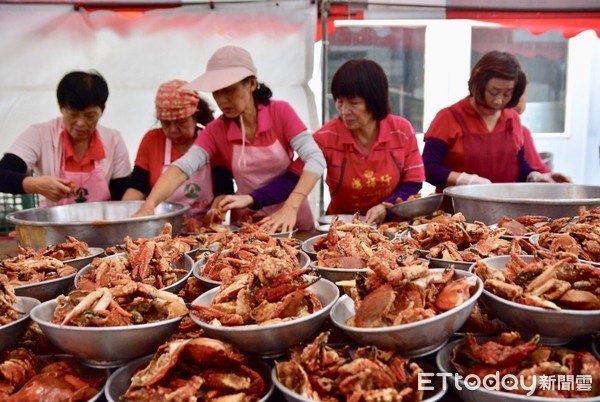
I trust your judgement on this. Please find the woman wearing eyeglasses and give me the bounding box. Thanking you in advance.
[423,50,568,196]
[122,79,233,219]
[0,70,131,205]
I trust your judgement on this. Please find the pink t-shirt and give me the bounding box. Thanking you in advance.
[194,100,306,170]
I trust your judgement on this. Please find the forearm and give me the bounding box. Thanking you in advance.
[125,166,151,197]
[250,171,299,210]
[145,166,187,208]
[517,147,535,182]
[284,171,319,211]
[384,181,423,204]
[422,138,452,188]
[122,188,146,201]
[109,177,129,200]
[0,153,28,194]
[172,145,209,178]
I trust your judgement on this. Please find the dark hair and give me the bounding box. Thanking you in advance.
[331,59,390,121]
[469,51,527,109]
[56,70,109,111]
[243,76,272,106]
[194,97,214,127]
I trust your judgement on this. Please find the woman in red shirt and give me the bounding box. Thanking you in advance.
[423,50,568,192]
[122,80,232,219]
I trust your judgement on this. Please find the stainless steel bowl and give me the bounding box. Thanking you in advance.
[0,296,40,351]
[444,183,600,225]
[189,277,339,358]
[389,194,444,220]
[297,250,310,269]
[30,299,184,368]
[308,260,368,284]
[192,257,220,289]
[272,361,447,402]
[74,253,193,294]
[14,271,76,302]
[105,353,274,402]
[63,247,105,270]
[329,269,482,357]
[301,234,325,259]
[428,255,475,271]
[317,214,366,225]
[472,255,600,343]
[7,201,189,249]
[436,338,600,402]
[270,228,298,239]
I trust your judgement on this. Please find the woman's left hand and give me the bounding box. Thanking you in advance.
[365,204,387,225]
[259,205,297,234]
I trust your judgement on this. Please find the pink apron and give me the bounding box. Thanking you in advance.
[163,138,214,220]
[328,141,401,216]
[41,159,111,207]
[231,138,315,231]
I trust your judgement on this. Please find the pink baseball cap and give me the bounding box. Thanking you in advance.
[155,79,200,120]
[184,46,257,93]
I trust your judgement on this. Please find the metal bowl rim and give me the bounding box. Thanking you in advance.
[189,277,339,332]
[13,271,76,291]
[444,183,600,205]
[63,247,105,264]
[331,270,483,333]
[0,296,40,330]
[308,260,369,273]
[6,201,190,227]
[30,299,186,331]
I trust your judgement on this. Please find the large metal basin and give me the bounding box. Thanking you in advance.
[444,183,600,225]
[7,201,189,249]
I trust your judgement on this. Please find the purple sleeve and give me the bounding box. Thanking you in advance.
[517,146,535,182]
[384,181,423,220]
[249,171,299,210]
[422,138,452,188]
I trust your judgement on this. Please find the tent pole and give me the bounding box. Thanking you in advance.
[319,0,330,217]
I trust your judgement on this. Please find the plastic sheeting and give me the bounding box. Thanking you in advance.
[0,1,318,165]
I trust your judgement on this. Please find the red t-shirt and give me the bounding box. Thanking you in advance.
[133,128,183,187]
[61,130,106,172]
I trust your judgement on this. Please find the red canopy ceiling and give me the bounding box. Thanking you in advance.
[445,10,600,38]
[318,5,600,40]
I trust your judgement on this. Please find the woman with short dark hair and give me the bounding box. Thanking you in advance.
[0,70,131,205]
[290,58,425,224]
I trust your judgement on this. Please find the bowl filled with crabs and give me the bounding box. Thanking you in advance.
[189,270,339,358]
[471,253,600,344]
[30,281,189,368]
[105,337,274,402]
[436,332,600,401]
[0,283,40,351]
[329,250,483,357]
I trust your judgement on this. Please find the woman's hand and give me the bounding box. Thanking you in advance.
[22,176,74,202]
[132,201,155,217]
[259,205,297,234]
[218,194,253,211]
[365,204,387,225]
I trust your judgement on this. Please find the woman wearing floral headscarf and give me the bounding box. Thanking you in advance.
[134,46,325,233]
[122,79,232,219]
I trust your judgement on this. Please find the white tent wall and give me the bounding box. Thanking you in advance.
[0,0,319,192]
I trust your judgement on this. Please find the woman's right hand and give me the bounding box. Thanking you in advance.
[22,176,74,202]
[132,202,155,217]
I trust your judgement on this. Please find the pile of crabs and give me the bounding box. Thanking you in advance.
[1,206,600,402]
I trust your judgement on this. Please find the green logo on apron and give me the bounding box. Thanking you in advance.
[184,183,201,199]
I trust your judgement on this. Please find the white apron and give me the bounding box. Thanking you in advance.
[231,138,314,231]
[163,138,213,220]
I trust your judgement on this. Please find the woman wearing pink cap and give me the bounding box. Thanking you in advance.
[0,70,131,205]
[122,79,233,219]
[135,46,325,233]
